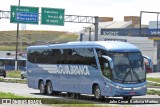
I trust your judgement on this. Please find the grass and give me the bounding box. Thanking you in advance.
[0,91,26,98]
[147,83,160,87]
[6,70,21,78]
[147,78,160,83]
[0,46,27,51]
[49,104,114,107]
[0,30,78,51]
[147,89,160,96]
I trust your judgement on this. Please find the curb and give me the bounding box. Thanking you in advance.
[0,78,27,84]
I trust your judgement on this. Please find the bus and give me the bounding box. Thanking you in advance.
[27,41,151,100]
[0,58,26,71]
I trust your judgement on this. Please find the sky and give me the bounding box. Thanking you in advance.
[0,0,160,32]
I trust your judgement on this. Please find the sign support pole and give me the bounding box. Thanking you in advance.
[94,16,99,41]
[15,0,20,71]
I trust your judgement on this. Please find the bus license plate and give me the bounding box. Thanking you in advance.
[129,92,136,95]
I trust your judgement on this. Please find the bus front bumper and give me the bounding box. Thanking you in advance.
[109,85,147,97]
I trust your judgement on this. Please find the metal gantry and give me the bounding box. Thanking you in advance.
[0,10,10,19]
[0,10,95,24]
[0,10,99,41]
[65,15,95,23]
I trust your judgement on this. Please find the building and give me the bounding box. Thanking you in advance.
[79,16,160,72]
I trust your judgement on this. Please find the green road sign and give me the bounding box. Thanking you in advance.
[10,5,39,24]
[41,7,65,26]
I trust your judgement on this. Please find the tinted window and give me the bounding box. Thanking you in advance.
[96,48,108,71]
[62,49,72,64]
[28,49,52,64]
[72,48,97,68]
[51,49,63,64]
[0,60,4,66]
[28,48,97,69]
[4,60,9,66]
[72,48,85,64]
[18,60,26,67]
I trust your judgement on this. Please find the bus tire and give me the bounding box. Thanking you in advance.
[94,85,102,100]
[67,92,73,98]
[123,96,132,101]
[3,74,6,78]
[46,81,53,95]
[21,74,24,79]
[39,81,46,94]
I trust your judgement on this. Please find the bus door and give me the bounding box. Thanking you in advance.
[101,56,113,95]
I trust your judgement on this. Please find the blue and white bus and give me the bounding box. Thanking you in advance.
[0,58,26,71]
[27,41,150,100]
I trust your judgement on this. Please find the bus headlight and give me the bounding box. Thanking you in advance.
[109,83,123,89]
[115,85,123,89]
[133,85,146,90]
[142,85,146,88]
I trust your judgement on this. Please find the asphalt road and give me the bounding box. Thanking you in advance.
[0,82,160,107]
[0,82,59,98]
[147,72,160,78]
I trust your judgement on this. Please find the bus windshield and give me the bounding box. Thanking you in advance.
[109,52,145,83]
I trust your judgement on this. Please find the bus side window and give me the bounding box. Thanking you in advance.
[96,48,111,77]
[52,49,62,64]
[63,49,73,64]
[0,60,4,66]
[83,48,97,69]
[103,62,111,79]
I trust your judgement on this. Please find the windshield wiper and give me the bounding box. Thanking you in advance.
[122,70,130,83]
[132,70,141,82]
[122,69,141,83]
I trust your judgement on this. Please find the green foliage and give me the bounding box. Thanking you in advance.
[0,30,78,50]
[0,91,26,98]
[7,70,21,78]
[147,78,160,83]
[0,46,27,51]
[147,90,160,96]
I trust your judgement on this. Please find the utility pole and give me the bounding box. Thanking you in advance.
[89,27,91,41]
[94,16,99,41]
[15,0,20,71]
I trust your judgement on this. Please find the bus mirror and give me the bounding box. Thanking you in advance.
[102,55,114,70]
[143,55,153,73]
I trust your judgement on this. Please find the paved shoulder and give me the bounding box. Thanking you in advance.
[147,72,160,78]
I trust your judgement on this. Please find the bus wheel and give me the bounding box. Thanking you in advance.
[21,74,24,79]
[67,92,74,98]
[39,81,46,94]
[123,96,132,101]
[74,93,81,99]
[3,74,6,78]
[46,81,53,95]
[94,85,102,100]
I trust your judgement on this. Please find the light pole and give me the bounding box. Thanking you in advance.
[15,0,20,70]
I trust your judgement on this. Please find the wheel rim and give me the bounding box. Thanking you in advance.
[40,82,45,94]
[95,86,101,99]
[47,82,52,95]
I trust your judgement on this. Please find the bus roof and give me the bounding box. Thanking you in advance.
[0,57,26,61]
[28,41,140,52]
